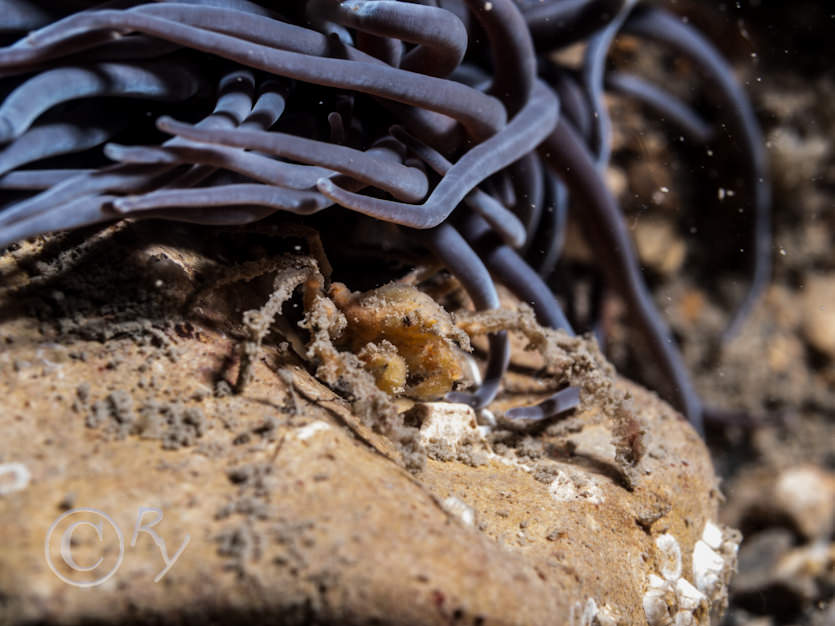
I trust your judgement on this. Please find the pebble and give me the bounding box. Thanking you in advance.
[734,529,794,596]
[802,274,835,359]
[774,466,835,539]
[634,218,686,275]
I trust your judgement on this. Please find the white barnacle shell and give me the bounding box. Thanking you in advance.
[672,611,697,626]
[694,521,741,621]
[548,469,605,504]
[643,528,724,626]
[643,574,675,626]
[644,523,740,626]
[0,462,30,495]
[701,520,723,550]
[295,420,331,440]
[674,578,706,612]
[655,533,682,581]
[441,495,476,527]
[570,597,611,626]
[692,538,726,595]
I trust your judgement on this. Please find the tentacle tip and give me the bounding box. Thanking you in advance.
[108,198,132,214]
[154,115,179,133]
[506,226,527,250]
[315,177,336,194]
[504,386,581,422]
[443,391,481,410]
[689,411,706,439]
[102,143,124,161]
[0,118,14,145]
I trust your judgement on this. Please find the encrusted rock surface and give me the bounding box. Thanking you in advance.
[0,229,737,625]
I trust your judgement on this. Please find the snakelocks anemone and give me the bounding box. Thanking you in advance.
[0,0,770,436]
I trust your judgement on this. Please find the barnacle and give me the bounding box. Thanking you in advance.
[0,0,771,436]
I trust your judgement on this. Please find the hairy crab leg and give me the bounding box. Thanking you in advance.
[418,222,510,409]
[460,212,574,333]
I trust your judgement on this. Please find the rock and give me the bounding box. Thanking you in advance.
[733,529,835,616]
[722,466,835,620]
[605,165,629,198]
[643,523,741,626]
[774,466,835,540]
[768,127,829,190]
[802,274,835,359]
[634,217,686,276]
[0,227,737,626]
[722,465,835,541]
[733,529,795,597]
[812,600,835,626]
[772,541,834,599]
